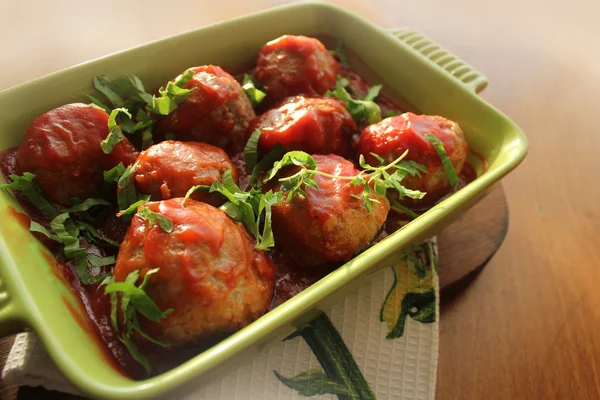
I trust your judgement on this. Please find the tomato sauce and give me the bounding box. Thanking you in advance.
[0,63,480,379]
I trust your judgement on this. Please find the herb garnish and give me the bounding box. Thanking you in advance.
[137,208,173,233]
[147,69,195,116]
[424,133,459,186]
[244,129,262,171]
[325,76,382,125]
[241,74,266,108]
[101,108,132,154]
[100,269,173,374]
[184,170,281,251]
[264,150,427,212]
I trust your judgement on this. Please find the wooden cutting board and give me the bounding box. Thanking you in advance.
[0,185,508,399]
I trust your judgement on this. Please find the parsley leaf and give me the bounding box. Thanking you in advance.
[242,74,266,108]
[104,163,126,183]
[424,133,459,186]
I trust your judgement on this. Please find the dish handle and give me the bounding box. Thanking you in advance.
[390,29,488,94]
[0,275,25,337]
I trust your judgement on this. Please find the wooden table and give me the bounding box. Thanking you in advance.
[1,1,599,399]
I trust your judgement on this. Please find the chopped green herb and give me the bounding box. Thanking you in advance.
[0,173,58,218]
[104,163,126,183]
[147,69,195,116]
[325,76,382,125]
[186,169,282,251]
[248,142,286,187]
[101,269,172,375]
[242,74,266,107]
[424,133,459,186]
[116,162,141,211]
[101,108,132,154]
[117,197,150,217]
[244,129,262,171]
[64,198,110,213]
[137,207,173,233]
[87,254,116,268]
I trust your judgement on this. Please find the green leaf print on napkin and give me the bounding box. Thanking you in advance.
[380,241,438,339]
[273,369,351,397]
[275,313,376,400]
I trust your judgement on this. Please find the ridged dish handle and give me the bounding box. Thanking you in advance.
[0,275,25,337]
[390,28,488,94]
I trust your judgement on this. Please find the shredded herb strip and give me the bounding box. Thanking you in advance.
[137,207,173,233]
[244,129,262,171]
[242,74,266,108]
[147,69,195,116]
[100,269,173,375]
[1,173,117,284]
[184,170,281,251]
[0,173,58,219]
[424,133,459,186]
[101,108,132,154]
[325,76,382,125]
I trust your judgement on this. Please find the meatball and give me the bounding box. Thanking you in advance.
[249,96,356,156]
[254,35,340,102]
[16,103,138,206]
[114,198,275,346]
[356,113,468,202]
[133,141,238,205]
[271,154,389,266]
[154,66,255,150]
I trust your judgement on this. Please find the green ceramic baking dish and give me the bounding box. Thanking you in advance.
[0,2,527,398]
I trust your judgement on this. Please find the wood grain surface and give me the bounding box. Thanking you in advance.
[1,0,599,399]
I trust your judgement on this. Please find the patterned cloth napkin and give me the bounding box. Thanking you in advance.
[2,239,439,399]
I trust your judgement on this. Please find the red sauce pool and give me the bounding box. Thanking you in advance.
[0,63,480,378]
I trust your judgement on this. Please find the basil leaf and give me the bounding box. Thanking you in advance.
[117,162,140,211]
[65,198,110,213]
[78,221,119,247]
[255,190,280,251]
[326,76,382,124]
[104,163,126,183]
[87,95,111,113]
[137,207,173,233]
[92,74,153,109]
[244,129,262,171]
[242,74,266,108]
[147,69,194,116]
[101,108,132,154]
[328,38,348,65]
[119,336,152,375]
[364,84,382,102]
[29,221,60,242]
[86,254,116,268]
[1,173,59,218]
[249,142,286,186]
[424,133,459,186]
[117,197,150,217]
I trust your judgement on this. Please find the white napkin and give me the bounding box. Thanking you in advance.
[3,239,439,400]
